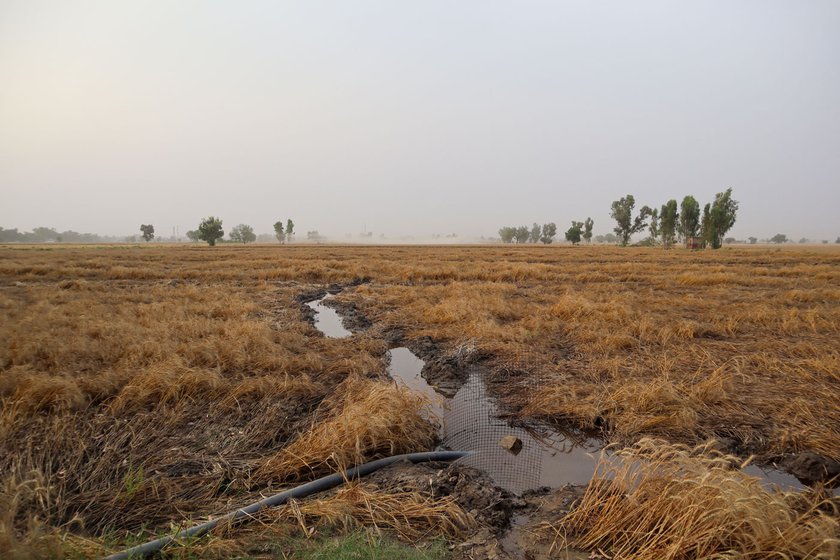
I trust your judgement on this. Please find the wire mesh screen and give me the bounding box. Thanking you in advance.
[442,367,543,493]
[440,352,599,494]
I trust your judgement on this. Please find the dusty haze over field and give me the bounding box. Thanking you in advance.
[1,1,839,240]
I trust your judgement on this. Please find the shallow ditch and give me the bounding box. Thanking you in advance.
[305,291,828,496]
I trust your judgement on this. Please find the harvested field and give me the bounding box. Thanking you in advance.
[1,243,839,558]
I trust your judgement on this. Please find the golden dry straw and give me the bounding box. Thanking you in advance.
[253,377,436,484]
[1,243,839,555]
[550,438,839,559]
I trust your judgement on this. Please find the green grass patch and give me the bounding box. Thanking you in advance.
[282,529,449,560]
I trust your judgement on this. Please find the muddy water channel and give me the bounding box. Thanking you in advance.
[307,294,600,493]
[308,294,820,495]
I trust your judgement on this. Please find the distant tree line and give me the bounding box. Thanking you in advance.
[0,227,120,243]
[3,190,835,247]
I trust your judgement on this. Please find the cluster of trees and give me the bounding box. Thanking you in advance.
[610,188,739,249]
[495,189,739,249]
[184,217,296,246]
[273,219,295,243]
[230,224,256,244]
[564,218,594,245]
[146,222,254,244]
[186,217,224,246]
[498,223,558,244]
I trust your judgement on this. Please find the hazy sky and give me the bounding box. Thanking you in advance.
[2,1,839,240]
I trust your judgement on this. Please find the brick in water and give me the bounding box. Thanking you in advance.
[499,435,523,455]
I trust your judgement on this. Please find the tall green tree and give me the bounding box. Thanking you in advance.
[273,221,285,243]
[197,216,224,246]
[704,188,739,249]
[583,217,594,244]
[565,221,583,245]
[540,222,557,244]
[139,224,155,242]
[701,203,713,248]
[610,195,652,246]
[647,208,659,243]
[678,196,701,244]
[285,219,295,243]
[529,223,541,244]
[659,199,678,248]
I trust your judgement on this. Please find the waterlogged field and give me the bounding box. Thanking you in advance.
[1,244,838,558]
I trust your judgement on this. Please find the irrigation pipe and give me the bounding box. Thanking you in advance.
[104,450,471,560]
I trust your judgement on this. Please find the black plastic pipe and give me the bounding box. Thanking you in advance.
[103,450,470,560]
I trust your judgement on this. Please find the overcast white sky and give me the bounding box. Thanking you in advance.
[1,1,839,240]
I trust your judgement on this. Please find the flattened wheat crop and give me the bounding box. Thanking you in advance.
[549,439,838,559]
[1,243,839,556]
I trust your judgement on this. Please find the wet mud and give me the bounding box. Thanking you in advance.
[780,452,840,489]
[320,297,372,332]
[368,461,591,560]
[395,334,488,398]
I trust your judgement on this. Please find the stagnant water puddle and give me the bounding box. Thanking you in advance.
[309,296,824,495]
[306,294,352,338]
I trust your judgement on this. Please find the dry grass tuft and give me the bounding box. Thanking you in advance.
[550,438,839,559]
[108,359,224,414]
[522,364,735,442]
[1,367,87,416]
[254,378,436,484]
[251,482,474,541]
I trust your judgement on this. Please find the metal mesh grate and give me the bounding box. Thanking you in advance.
[440,349,600,494]
[442,358,545,494]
